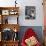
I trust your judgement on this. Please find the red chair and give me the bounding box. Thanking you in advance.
[21,28,41,46]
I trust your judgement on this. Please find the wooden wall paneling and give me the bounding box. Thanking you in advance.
[43,0,46,45]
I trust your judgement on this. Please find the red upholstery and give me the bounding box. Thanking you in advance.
[21,28,41,46]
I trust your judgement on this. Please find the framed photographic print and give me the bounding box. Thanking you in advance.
[25,6,36,19]
[2,10,9,15]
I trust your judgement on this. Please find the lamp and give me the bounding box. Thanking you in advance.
[14,28,17,32]
[15,0,17,7]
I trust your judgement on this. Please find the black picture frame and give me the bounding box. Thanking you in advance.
[25,6,36,19]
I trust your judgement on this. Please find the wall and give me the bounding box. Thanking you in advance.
[0,0,43,26]
[43,0,46,26]
[18,0,43,26]
[43,0,46,45]
[18,26,43,43]
[0,0,44,44]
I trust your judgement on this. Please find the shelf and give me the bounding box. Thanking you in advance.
[0,7,19,9]
[0,7,19,24]
[1,15,18,24]
[1,40,19,46]
[0,7,19,46]
[0,24,20,32]
[1,14,19,16]
[0,7,19,16]
[2,40,19,43]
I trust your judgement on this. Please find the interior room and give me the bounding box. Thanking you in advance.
[0,0,46,46]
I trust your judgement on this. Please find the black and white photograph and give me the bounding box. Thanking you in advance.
[25,6,36,19]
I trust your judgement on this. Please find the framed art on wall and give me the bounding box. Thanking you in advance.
[2,10,9,15]
[25,6,36,19]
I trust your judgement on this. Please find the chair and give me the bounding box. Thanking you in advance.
[21,28,41,46]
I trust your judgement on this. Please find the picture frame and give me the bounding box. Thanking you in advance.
[2,10,9,15]
[25,6,36,19]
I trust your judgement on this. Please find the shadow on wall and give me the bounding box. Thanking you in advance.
[18,26,43,44]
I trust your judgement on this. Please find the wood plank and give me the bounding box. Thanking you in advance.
[0,24,20,32]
